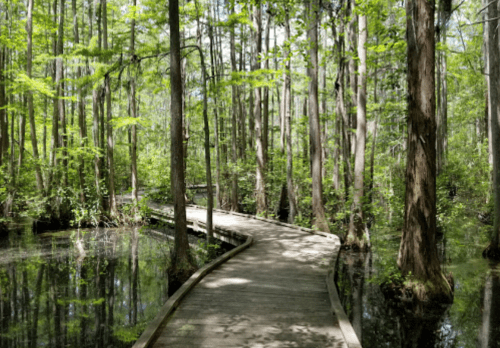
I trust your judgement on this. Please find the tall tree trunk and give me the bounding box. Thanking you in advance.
[208,21,222,209]
[18,98,26,173]
[483,0,493,166]
[229,4,239,212]
[192,1,213,241]
[307,0,329,232]
[253,2,267,216]
[436,5,449,175]
[368,55,380,220]
[320,21,328,180]
[102,0,116,215]
[168,0,196,290]
[397,0,452,302]
[346,9,368,250]
[330,9,342,194]
[347,0,357,156]
[105,76,116,214]
[198,46,214,242]
[130,0,138,203]
[58,0,67,188]
[249,46,255,150]
[27,0,44,191]
[93,89,103,207]
[484,0,500,258]
[263,13,271,167]
[0,17,6,167]
[48,39,60,195]
[73,0,85,204]
[284,9,297,223]
[335,12,353,201]
[302,97,308,165]
[239,28,247,160]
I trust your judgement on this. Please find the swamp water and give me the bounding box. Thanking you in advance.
[336,219,500,348]
[0,221,225,348]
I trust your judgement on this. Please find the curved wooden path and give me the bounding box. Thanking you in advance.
[139,203,359,348]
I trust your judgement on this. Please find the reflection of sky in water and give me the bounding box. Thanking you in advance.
[0,224,169,348]
[337,244,500,348]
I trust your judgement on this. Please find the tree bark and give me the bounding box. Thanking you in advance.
[263,13,271,167]
[48,39,60,194]
[130,0,138,203]
[102,0,116,215]
[208,21,222,210]
[331,9,351,199]
[347,0,357,156]
[253,2,267,216]
[93,89,103,208]
[230,4,239,212]
[284,10,297,223]
[18,99,26,173]
[26,0,44,191]
[0,16,6,167]
[308,0,329,232]
[346,9,368,250]
[484,0,500,258]
[197,45,214,242]
[320,21,328,180]
[73,0,86,204]
[168,0,196,288]
[58,0,67,187]
[397,0,452,302]
[436,5,448,175]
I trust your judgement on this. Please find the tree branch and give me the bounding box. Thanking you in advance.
[461,16,500,26]
[478,0,498,14]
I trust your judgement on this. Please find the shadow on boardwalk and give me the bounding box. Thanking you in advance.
[137,202,353,348]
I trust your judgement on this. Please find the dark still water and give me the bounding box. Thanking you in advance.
[0,221,169,348]
[336,222,500,348]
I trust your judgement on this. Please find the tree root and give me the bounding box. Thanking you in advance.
[381,271,454,311]
[167,261,197,296]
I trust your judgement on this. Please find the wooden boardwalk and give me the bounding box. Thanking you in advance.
[144,204,355,348]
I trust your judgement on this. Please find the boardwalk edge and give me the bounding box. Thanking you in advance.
[132,209,253,348]
[326,249,363,348]
[187,204,363,348]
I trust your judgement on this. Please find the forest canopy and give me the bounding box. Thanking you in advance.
[0,0,492,268]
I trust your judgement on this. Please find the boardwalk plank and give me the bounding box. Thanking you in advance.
[147,206,351,348]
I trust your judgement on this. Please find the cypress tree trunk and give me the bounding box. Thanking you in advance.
[0,13,6,167]
[18,98,26,173]
[93,89,103,208]
[307,0,329,232]
[58,0,68,188]
[168,0,196,291]
[27,0,44,191]
[253,2,267,216]
[263,13,271,167]
[230,4,239,212]
[484,0,500,258]
[347,0,357,156]
[397,0,453,302]
[208,20,222,210]
[284,9,297,223]
[130,0,138,203]
[102,0,116,215]
[346,9,368,250]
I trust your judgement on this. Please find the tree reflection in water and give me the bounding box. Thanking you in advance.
[479,264,500,348]
[0,224,169,348]
[336,251,455,348]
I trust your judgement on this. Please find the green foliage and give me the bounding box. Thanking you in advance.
[193,239,221,266]
[146,187,173,204]
[113,324,147,343]
[120,197,152,223]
